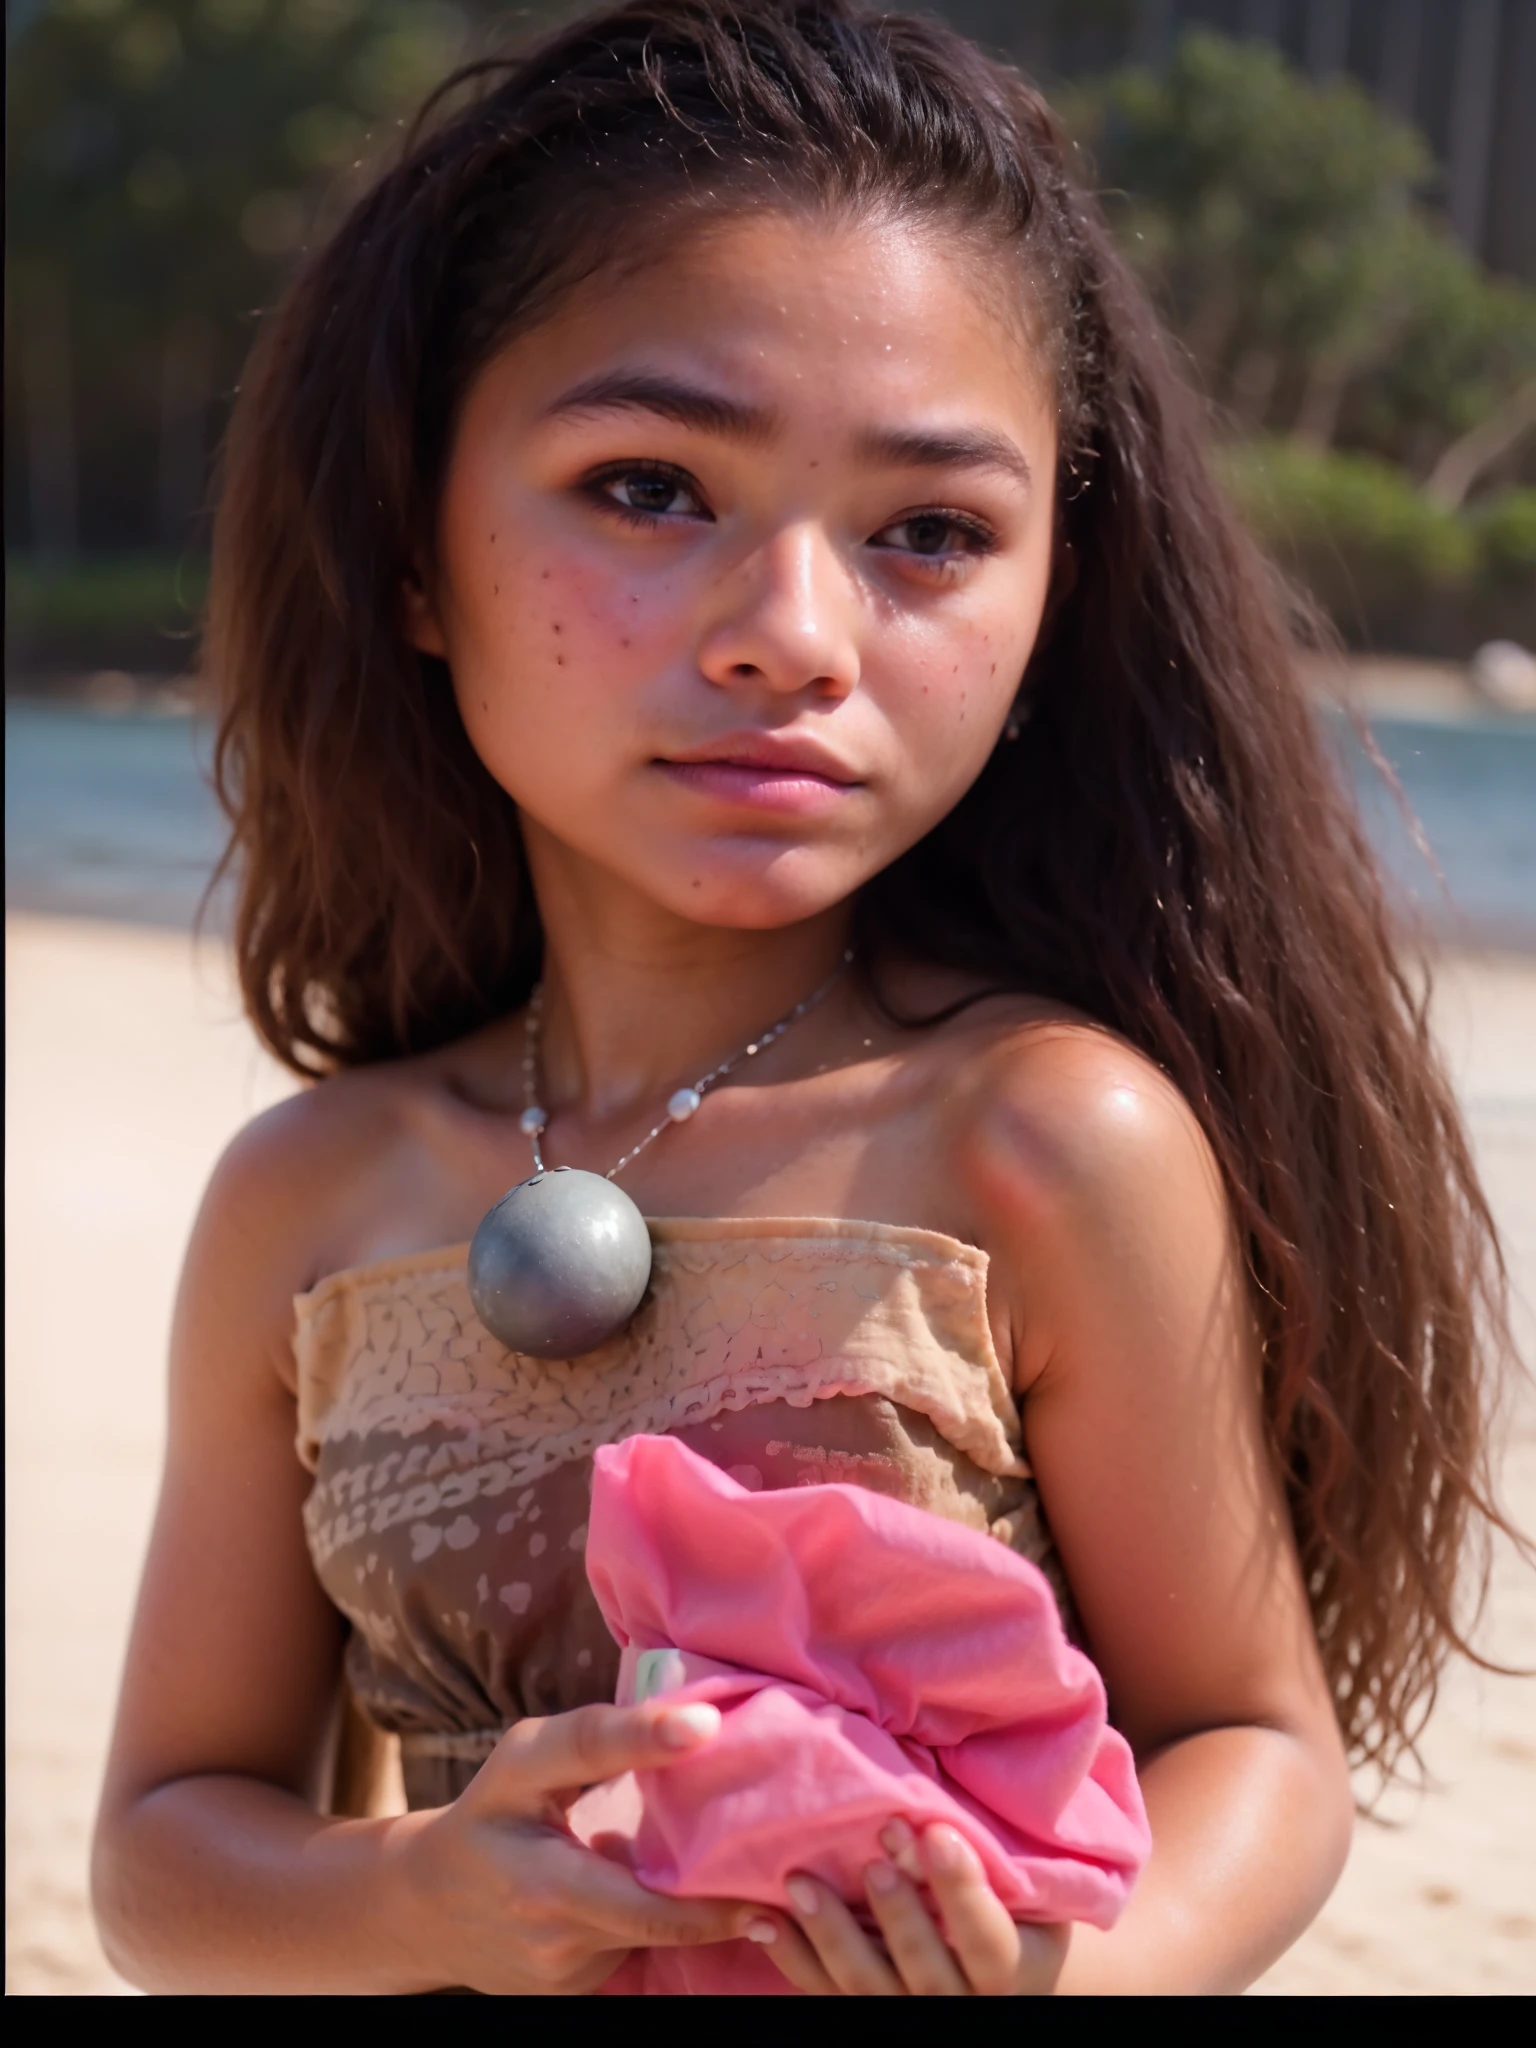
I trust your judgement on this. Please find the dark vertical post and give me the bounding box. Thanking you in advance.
[21,274,78,560]
[1446,0,1503,254]
[1241,0,1284,41]
[1305,0,1351,76]
[1137,0,1177,65]
[1378,0,1426,120]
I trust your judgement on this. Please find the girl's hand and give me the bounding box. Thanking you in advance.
[765,1821,1067,1996]
[396,1698,770,1994]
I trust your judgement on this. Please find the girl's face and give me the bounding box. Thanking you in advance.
[415,209,1059,930]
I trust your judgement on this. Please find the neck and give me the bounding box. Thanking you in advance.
[523,824,853,1123]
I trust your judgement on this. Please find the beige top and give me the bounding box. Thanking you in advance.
[294,1218,1068,1810]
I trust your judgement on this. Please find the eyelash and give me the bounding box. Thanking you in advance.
[873,509,997,561]
[579,461,998,564]
[582,461,708,527]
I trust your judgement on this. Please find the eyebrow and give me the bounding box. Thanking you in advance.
[542,371,778,444]
[543,370,1032,489]
[856,425,1033,490]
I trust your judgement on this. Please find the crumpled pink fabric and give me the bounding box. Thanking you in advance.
[567,1434,1149,1995]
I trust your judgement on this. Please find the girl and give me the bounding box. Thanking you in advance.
[92,0,1515,1996]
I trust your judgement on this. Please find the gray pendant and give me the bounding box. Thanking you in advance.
[467,1166,653,1358]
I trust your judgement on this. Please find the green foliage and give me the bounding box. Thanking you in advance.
[1067,33,1536,474]
[1221,441,1535,653]
[9,2,474,318]
[5,549,209,669]
[1341,236,1536,471]
[1067,34,1426,366]
[5,1,576,552]
[1221,440,1474,598]
[7,11,1532,662]
[1470,489,1536,591]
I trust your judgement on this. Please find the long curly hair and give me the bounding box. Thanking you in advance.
[205,0,1521,1784]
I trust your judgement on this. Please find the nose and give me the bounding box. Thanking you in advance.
[696,524,861,701]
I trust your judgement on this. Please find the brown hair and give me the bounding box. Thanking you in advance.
[207,0,1520,1784]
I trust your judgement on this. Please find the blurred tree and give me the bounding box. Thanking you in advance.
[6,7,1531,663]
[1067,32,1536,480]
[4,0,575,555]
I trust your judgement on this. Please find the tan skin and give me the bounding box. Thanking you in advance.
[93,211,1353,1995]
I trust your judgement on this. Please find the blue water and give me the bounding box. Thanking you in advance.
[5,704,231,929]
[5,701,1534,947]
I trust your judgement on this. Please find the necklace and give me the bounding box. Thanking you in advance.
[466,950,852,1358]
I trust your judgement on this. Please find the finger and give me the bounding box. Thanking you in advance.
[754,1916,842,1996]
[1012,1920,1071,1995]
[863,1860,970,1996]
[785,1874,904,1996]
[879,1818,925,1881]
[920,1825,1039,1996]
[518,1830,756,1950]
[487,1699,722,1807]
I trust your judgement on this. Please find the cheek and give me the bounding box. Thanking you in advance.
[450,539,683,753]
[880,596,1036,769]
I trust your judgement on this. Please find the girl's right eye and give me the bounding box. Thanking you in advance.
[585,463,711,524]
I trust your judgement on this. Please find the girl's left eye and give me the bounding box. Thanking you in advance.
[588,464,709,522]
[871,511,994,561]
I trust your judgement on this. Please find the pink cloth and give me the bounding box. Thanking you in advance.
[567,1434,1149,1995]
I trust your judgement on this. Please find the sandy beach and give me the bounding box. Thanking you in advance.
[5,911,1533,1995]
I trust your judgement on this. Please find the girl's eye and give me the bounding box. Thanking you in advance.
[871,511,995,562]
[589,464,709,522]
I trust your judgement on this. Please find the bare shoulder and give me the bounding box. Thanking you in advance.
[934,1004,1240,1382]
[953,1007,1219,1211]
[181,1049,480,1377]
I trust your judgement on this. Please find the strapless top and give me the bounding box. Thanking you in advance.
[292,1217,1071,1809]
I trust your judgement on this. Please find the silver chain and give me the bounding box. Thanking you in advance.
[519,950,853,1182]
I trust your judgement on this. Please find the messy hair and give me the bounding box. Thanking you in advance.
[207,0,1519,1785]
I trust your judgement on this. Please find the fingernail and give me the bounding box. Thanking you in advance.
[786,1876,820,1916]
[657,1702,721,1748]
[880,1818,921,1876]
[925,1824,976,1874]
[745,1918,778,1945]
[866,1859,901,1896]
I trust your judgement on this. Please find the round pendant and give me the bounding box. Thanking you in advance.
[467,1167,653,1359]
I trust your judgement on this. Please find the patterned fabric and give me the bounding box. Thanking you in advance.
[292,1216,1069,1808]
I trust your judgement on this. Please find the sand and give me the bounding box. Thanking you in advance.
[5,913,1533,1995]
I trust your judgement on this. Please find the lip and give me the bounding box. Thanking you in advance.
[655,731,863,815]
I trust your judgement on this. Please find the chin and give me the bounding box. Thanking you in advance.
[654,845,869,930]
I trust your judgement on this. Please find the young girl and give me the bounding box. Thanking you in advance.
[92,0,1515,1996]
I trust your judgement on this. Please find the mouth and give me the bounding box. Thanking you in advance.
[655,733,863,815]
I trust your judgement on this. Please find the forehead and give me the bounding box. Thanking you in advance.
[469,208,1057,450]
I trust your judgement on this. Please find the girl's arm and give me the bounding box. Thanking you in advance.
[90,1107,761,1994]
[1007,1030,1354,1993]
[770,1024,1354,1995]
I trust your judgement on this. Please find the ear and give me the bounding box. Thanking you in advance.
[401,566,448,658]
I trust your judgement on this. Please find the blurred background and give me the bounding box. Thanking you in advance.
[7,0,1536,932]
[6,0,1534,1997]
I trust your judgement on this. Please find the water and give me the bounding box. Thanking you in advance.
[1335,715,1536,951]
[5,700,1535,948]
[5,703,230,930]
